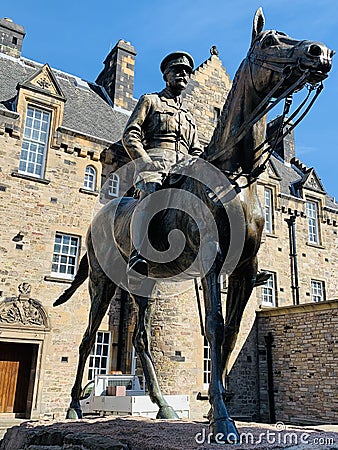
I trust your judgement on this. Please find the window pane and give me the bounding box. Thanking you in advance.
[51,233,79,279]
[203,336,211,386]
[306,201,319,244]
[18,106,51,178]
[87,332,111,380]
[24,128,31,138]
[264,188,273,233]
[311,280,324,302]
[262,272,276,306]
[84,166,96,191]
[109,173,120,197]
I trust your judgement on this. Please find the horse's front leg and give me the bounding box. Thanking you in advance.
[222,256,258,372]
[201,263,240,443]
[132,294,179,419]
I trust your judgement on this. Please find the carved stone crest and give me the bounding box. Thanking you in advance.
[36,76,51,90]
[0,283,48,328]
[18,282,31,296]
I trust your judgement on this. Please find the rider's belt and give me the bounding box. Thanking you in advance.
[144,144,189,156]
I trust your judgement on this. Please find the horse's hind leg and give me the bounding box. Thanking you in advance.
[67,268,115,419]
[132,294,179,419]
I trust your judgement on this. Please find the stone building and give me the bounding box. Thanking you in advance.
[0,17,134,419]
[0,17,337,424]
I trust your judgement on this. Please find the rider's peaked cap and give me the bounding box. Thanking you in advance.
[160,51,194,74]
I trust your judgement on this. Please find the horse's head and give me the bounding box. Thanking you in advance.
[207,8,334,171]
[249,8,334,98]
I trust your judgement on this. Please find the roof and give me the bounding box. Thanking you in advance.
[0,53,130,144]
[0,51,336,212]
[270,153,338,211]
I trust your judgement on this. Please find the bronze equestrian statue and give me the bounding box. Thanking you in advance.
[55,8,333,443]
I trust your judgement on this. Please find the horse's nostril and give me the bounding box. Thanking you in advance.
[309,44,322,57]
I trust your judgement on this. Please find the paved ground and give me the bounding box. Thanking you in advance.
[1,416,338,449]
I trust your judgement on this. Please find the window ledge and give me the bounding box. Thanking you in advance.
[306,242,325,249]
[264,233,279,239]
[79,187,99,196]
[44,275,73,284]
[12,171,50,185]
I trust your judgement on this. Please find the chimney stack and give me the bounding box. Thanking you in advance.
[0,18,25,58]
[96,39,137,111]
[266,116,295,163]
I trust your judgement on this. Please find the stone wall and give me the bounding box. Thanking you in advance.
[0,122,110,418]
[184,52,231,146]
[227,300,338,424]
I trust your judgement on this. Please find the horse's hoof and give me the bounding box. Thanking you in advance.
[210,417,240,444]
[156,405,179,419]
[66,407,82,419]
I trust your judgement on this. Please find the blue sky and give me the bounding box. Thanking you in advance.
[4,0,338,197]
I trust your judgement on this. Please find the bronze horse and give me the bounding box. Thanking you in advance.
[55,8,333,443]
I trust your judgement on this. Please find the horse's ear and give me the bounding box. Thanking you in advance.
[251,7,265,45]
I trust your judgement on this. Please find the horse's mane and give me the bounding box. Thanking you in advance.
[205,58,247,163]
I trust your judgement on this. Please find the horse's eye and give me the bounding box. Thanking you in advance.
[262,35,277,49]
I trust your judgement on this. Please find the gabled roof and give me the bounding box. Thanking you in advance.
[294,168,326,194]
[269,152,338,211]
[18,63,66,100]
[266,159,282,181]
[0,53,130,143]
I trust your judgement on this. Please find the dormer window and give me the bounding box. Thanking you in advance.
[18,106,51,178]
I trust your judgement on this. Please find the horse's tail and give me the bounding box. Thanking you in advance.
[53,253,89,306]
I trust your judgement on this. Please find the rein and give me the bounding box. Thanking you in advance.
[232,81,323,189]
[206,50,324,190]
[207,68,309,164]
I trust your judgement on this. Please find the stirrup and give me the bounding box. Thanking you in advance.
[127,253,148,277]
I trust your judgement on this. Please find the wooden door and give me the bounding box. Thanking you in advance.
[0,342,35,416]
[0,360,19,413]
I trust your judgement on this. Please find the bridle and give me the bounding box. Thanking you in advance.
[207,37,324,190]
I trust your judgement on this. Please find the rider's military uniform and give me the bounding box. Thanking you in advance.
[122,87,202,188]
[122,51,202,276]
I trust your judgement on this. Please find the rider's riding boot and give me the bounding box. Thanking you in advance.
[127,182,161,277]
[127,249,148,276]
